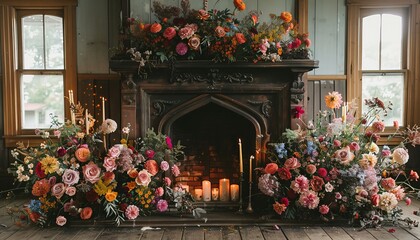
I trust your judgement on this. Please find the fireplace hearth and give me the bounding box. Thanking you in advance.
[110,59,318,203]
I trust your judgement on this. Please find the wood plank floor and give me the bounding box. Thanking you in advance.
[1,196,420,240]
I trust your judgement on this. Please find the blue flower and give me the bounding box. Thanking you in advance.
[29,199,42,213]
[274,143,287,159]
[306,141,317,156]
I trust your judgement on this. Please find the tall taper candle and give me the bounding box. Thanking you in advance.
[249,155,254,182]
[69,90,75,124]
[342,102,347,123]
[102,97,106,122]
[85,109,89,134]
[239,138,243,173]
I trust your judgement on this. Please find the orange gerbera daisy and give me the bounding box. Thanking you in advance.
[324,91,343,109]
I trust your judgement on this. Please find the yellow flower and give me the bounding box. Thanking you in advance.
[93,179,116,196]
[105,189,118,202]
[40,155,59,174]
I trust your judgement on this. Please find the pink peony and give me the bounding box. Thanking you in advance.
[380,177,396,191]
[334,146,355,165]
[298,190,319,209]
[290,175,309,194]
[372,121,386,133]
[155,187,164,197]
[62,169,80,185]
[51,183,66,199]
[163,27,177,40]
[392,148,409,165]
[125,205,140,220]
[171,164,180,177]
[284,157,301,170]
[103,157,117,172]
[164,177,172,186]
[135,169,152,186]
[82,162,101,184]
[259,43,268,55]
[56,216,67,226]
[160,161,170,171]
[390,185,405,201]
[319,204,329,215]
[178,26,194,39]
[157,199,168,212]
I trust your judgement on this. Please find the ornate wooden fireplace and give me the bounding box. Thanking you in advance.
[110,60,318,194]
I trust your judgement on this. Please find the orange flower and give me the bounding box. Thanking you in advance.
[251,15,258,26]
[32,179,51,196]
[280,11,292,23]
[233,0,246,11]
[127,168,138,178]
[150,23,162,33]
[144,160,159,176]
[80,207,93,220]
[126,181,137,191]
[75,147,91,162]
[235,33,246,44]
[105,190,118,202]
[324,91,343,109]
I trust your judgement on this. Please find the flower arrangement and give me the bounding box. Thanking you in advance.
[8,102,200,227]
[258,92,420,228]
[115,0,311,64]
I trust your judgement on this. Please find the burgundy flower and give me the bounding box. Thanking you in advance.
[35,162,46,178]
[86,189,99,202]
[175,42,188,56]
[57,147,67,157]
[292,106,305,118]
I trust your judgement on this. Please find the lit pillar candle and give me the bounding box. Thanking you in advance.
[211,188,219,201]
[219,178,230,202]
[194,189,203,201]
[230,184,239,201]
[85,109,89,134]
[202,180,211,202]
[238,139,243,173]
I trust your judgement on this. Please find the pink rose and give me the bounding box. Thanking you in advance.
[380,177,396,191]
[155,187,164,197]
[160,161,170,171]
[62,169,80,185]
[164,177,172,186]
[51,183,66,199]
[283,157,301,170]
[371,194,380,206]
[372,121,385,133]
[349,142,360,151]
[178,26,194,39]
[65,186,76,196]
[163,27,177,40]
[136,169,151,186]
[103,157,117,172]
[335,192,342,200]
[290,175,309,193]
[176,42,188,56]
[214,26,226,38]
[82,162,101,184]
[157,199,168,212]
[264,163,278,174]
[188,36,201,50]
[319,204,329,215]
[306,164,317,175]
[334,146,355,165]
[56,216,67,226]
[185,23,198,32]
[108,146,122,158]
[333,139,341,147]
[145,149,155,159]
[125,205,140,220]
[171,164,180,177]
[144,160,159,176]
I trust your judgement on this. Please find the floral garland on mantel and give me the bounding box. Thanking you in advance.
[112,0,311,66]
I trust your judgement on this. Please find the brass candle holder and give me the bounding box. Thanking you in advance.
[238,172,244,213]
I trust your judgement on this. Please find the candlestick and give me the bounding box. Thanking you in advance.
[68,90,76,125]
[194,189,203,201]
[249,155,254,181]
[202,180,211,202]
[230,184,239,201]
[102,97,106,122]
[211,188,219,201]
[85,109,89,134]
[246,181,254,213]
[239,138,243,173]
[219,178,230,202]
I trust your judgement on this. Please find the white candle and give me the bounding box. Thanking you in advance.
[219,178,230,202]
[194,189,203,201]
[102,97,106,122]
[69,90,76,125]
[249,155,254,182]
[202,180,211,202]
[211,188,219,201]
[85,109,89,134]
[239,139,243,173]
[342,102,347,123]
[230,184,239,202]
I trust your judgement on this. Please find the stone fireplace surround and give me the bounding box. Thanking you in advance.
[110,60,318,199]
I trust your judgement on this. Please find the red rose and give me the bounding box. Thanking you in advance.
[277,167,292,180]
[80,207,93,220]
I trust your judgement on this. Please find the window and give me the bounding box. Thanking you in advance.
[18,11,65,129]
[0,1,77,146]
[361,9,407,126]
[346,0,420,131]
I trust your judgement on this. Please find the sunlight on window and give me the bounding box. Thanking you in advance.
[362,15,380,70]
[381,14,402,70]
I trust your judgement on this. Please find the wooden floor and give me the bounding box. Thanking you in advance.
[1,196,420,240]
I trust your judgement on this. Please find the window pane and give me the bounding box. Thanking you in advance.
[22,15,44,69]
[45,15,64,69]
[381,14,402,70]
[362,15,381,70]
[21,74,64,129]
[362,73,404,126]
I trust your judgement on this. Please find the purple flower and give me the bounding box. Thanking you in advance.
[156,199,168,212]
[176,42,188,56]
